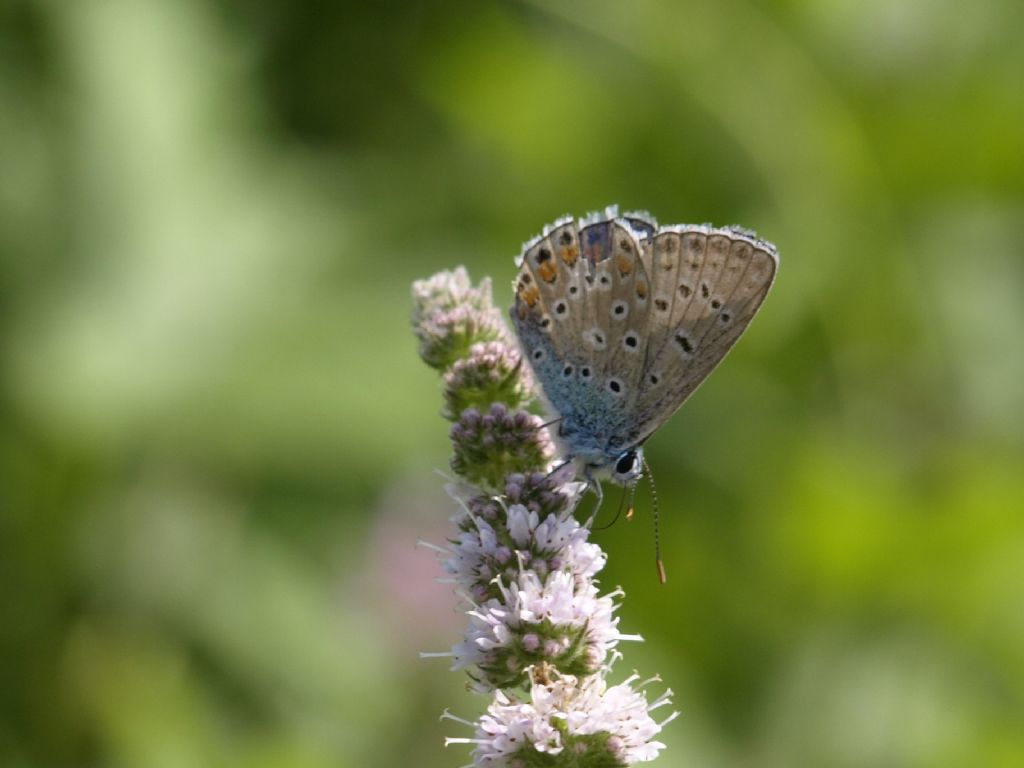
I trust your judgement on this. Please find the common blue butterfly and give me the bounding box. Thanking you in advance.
[512,206,779,489]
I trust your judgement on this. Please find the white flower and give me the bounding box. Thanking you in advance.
[443,516,502,583]
[441,501,608,599]
[451,569,630,690]
[506,504,607,581]
[562,672,677,763]
[447,669,677,766]
[415,266,678,767]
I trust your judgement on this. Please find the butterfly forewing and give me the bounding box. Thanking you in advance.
[647,232,734,378]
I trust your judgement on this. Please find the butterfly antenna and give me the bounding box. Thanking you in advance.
[642,456,667,584]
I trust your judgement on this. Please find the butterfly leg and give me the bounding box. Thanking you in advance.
[590,473,604,508]
[580,467,604,526]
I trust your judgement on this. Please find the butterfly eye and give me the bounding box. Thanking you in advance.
[615,451,637,475]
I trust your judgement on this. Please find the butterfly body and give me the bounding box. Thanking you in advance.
[511,206,778,485]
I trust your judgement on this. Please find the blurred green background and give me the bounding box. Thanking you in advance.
[2,0,1023,766]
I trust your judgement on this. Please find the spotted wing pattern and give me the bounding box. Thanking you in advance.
[622,225,777,450]
[512,212,650,442]
[512,207,778,457]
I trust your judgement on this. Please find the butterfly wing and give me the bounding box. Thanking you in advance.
[513,210,778,463]
[512,211,656,444]
[582,213,656,400]
[612,225,778,451]
[512,216,593,419]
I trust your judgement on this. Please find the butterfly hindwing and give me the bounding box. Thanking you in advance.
[514,215,624,425]
[514,220,586,417]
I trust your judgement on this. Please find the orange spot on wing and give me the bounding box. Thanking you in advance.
[538,261,558,284]
[560,245,579,266]
[519,285,540,307]
[615,254,634,276]
[635,281,648,299]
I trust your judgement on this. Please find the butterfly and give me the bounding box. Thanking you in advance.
[511,206,779,491]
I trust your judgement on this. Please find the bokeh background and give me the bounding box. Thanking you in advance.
[2,0,1023,766]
